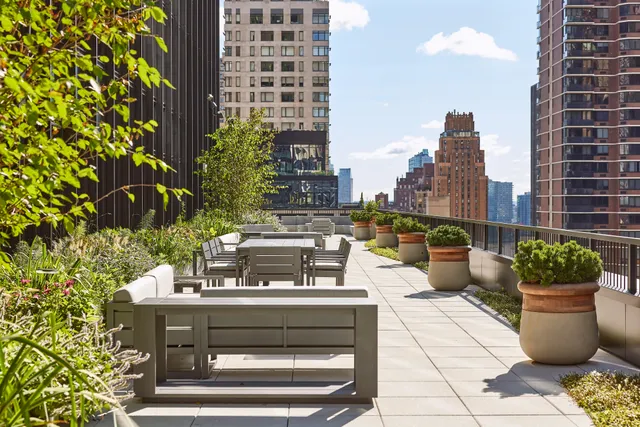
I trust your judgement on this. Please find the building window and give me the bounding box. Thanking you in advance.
[224,47,232,57]
[224,62,232,72]
[250,9,263,24]
[235,107,240,117]
[235,61,241,72]
[314,122,328,131]
[235,76,241,87]
[281,76,294,87]
[281,61,295,72]
[235,9,240,24]
[281,92,295,102]
[312,76,329,87]
[313,46,330,56]
[281,122,295,131]
[261,76,274,87]
[596,128,608,138]
[299,46,304,56]
[261,92,274,102]
[271,9,284,24]
[312,61,329,71]
[264,107,274,118]
[235,46,241,57]
[299,77,304,87]
[235,92,240,102]
[313,107,329,117]
[281,107,295,118]
[299,122,304,130]
[291,9,303,24]
[224,9,232,24]
[299,61,304,72]
[313,30,330,41]
[225,31,232,41]
[225,92,232,103]
[250,92,255,102]
[312,11,329,24]
[261,31,274,42]
[235,31,241,41]
[224,77,232,87]
[250,31,255,41]
[281,46,295,56]
[299,31,304,41]
[250,77,256,87]
[250,46,255,56]
[261,61,274,72]
[261,46,274,56]
[250,61,255,72]
[313,92,329,102]
[282,31,294,41]
[299,107,304,117]
[299,92,304,102]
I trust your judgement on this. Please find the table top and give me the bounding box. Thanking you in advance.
[135,296,378,308]
[237,238,316,249]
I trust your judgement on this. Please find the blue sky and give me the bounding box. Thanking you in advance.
[327,0,539,201]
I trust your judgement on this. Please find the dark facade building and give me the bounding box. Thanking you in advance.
[393,164,435,212]
[531,83,538,226]
[375,192,389,209]
[488,180,514,223]
[536,1,640,236]
[266,130,338,208]
[89,0,221,229]
[432,111,488,220]
[517,192,532,225]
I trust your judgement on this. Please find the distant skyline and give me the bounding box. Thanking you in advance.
[322,0,537,201]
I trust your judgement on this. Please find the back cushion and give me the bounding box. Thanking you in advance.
[113,276,157,303]
[143,264,174,297]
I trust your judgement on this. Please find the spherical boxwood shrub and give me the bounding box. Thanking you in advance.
[375,213,400,226]
[350,210,374,223]
[512,240,603,286]
[392,217,429,235]
[426,225,471,247]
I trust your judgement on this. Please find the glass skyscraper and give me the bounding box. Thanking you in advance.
[488,180,514,223]
[338,168,353,204]
[408,149,433,172]
[517,192,532,226]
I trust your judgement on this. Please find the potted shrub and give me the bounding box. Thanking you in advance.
[392,217,429,264]
[426,225,472,291]
[513,240,602,365]
[374,213,399,248]
[364,200,380,239]
[350,210,373,240]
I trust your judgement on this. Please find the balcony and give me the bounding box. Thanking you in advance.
[565,67,594,75]
[564,101,594,109]
[564,118,595,126]
[565,136,595,144]
[564,83,595,91]
[565,49,595,57]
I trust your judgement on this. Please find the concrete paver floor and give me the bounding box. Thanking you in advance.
[93,235,640,427]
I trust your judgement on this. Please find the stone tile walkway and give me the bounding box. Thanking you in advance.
[94,235,640,427]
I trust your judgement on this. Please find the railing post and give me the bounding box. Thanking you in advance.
[559,234,566,245]
[534,230,540,241]
[514,229,520,254]
[483,224,489,251]
[589,238,597,252]
[629,244,638,295]
[497,226,503,255]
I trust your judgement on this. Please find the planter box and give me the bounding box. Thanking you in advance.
[518,282,600,365]
[375,226,398,248]
[353,221,370,241]
[397,233,427,264]
[427,246,471,291]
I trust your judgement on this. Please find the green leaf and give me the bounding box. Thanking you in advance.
[155,36,168,53]
[43,101,57,117]
[149,6,166,23]
[156,183,167,194]
[128,193,135,203]
[0,16,12,32]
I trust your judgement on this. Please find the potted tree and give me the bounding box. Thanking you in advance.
[513,240,602,365]
[350,210,373,241]
[364,200,380,239]
[392,217,429,264]
[426,225,472,291]
[374,213,399,248]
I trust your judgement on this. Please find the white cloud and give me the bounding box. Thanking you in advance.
[421,120,444,130]
[482,134,511,156]
[417,27,517,61]
[329,0,370,31]
[349,136,438,160]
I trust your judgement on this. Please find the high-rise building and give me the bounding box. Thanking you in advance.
[408,149,433,172]
[222,1,330,137]
[488,180,514,223]
[536,1,640,236]
[375,192,389,209]
[394,164,434,213]
[530,83,538,226]
[431,111,488,219]
[338,168,353,205]
[517,192,532,226]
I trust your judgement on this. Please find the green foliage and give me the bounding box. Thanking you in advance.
[188,210,239,244]
[413,261,429,272]
[474,289,522,331]
[364,239,377,249]
[0,311,146,426]
[392,217,429,235]
[240,210,287,232]
[512,240,603,286]
[197,110,279,222]
[364,200,380,213]
[426,225,471,247]
[134,226,197,273]
[374,213,400,226]
[350,210,374,223]
[0,0,187,257]
[137,209,158,231]
[561,372,640,427]
[370,246,400,261]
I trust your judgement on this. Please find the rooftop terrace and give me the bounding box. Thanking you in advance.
[92,234,638,427]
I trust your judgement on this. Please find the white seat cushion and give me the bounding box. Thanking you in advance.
[314,262,344,270]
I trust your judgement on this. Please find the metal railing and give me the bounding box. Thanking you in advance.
[380,210,640,296]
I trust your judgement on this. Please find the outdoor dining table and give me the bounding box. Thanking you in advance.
[235,238,316,286]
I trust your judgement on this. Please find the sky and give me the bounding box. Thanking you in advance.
[325,0,539,202]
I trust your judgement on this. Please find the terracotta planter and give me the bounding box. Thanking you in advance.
[353,221,371,241]
[369,221,377,238]
[427,246,471,291]
[397,232,427,264]
[376,225,397,248]
[518,281,600,365]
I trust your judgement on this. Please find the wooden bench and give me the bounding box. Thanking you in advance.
[133,289,378,403]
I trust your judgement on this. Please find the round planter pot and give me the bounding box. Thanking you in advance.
[427,246,471,291]
[353,221,371,241]
[397,233,427,264]
[369,221,377,238]
[518,282,600,365]
[376,226,398,248]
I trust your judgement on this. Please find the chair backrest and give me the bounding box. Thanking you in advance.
[202,240,216,260]
[340,240,352,262]
[311,218,333,235]
[249,246,301,279]
[219,232,241,248]
[200,286,369,298]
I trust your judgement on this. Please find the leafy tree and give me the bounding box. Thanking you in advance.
[197,110,278,221]
[359,193,364,208]
[0,0,186,258]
